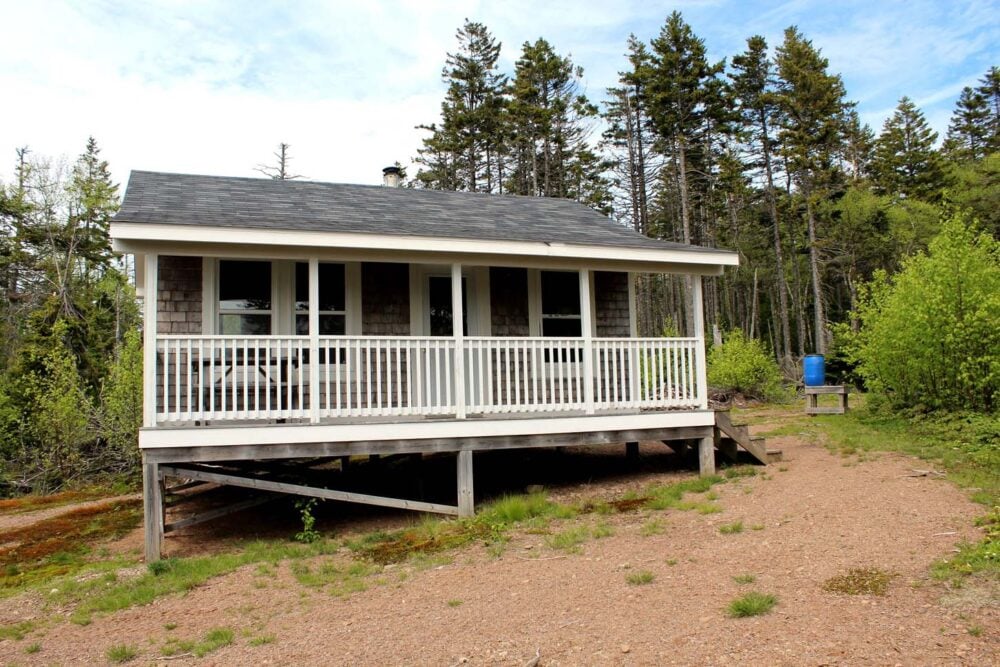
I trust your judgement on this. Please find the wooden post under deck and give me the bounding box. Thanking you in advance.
[143,457,163,561]
[698,436,716,477]
[457,450,474,517]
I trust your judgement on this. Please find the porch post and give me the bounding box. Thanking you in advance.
[691,276,709,409]
[451,263,466,419]
[142,454,163,561]
[579,269,595,414]
[143,253,158,428]
[308,258,320,423]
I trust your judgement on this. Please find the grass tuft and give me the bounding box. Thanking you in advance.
[106,643,138,663]
[727,591,777,617]
[719,521,744,535]
[626,570,655,586]
[733,573,756,584]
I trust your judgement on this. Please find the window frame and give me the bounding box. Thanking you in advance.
[539,270,583,338]
[216,259,275,335]
[294,261,347,336]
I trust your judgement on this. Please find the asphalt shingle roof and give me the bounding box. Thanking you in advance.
[113,170,723,254]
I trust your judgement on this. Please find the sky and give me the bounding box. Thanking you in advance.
[0,0,997,190]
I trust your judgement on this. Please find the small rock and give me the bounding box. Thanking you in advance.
[621,644,631,654]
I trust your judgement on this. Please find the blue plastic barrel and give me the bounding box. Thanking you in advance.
[803,354,825,387]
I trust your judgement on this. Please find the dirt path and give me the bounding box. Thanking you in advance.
[0,432,996,665]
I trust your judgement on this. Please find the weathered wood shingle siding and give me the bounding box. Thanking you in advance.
[490,267,530,336]
[361,262,410,335]
[157,256,202,335]
[595,271,630,338]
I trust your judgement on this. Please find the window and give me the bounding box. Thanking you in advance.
[295,262,346,335]
[540,271,581,337]
[427,275,468,336]
[218,260,272,334]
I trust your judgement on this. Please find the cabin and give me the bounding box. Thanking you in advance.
[111,168,763,561]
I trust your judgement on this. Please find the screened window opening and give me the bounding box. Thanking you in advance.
[540,271,582,337]
[218,260,272,334]
[295,262,346,335]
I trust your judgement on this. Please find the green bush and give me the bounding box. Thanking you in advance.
[98,328,143,475]
[707,330,785,401]
[848,213,999,413]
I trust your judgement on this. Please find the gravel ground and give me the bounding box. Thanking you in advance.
[0,427,996,666]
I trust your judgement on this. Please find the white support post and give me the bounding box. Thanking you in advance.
[451,263,466,419]
[579,269,595,414]
[309,258,320,423]
[691,276,708,409]
[143,253,159,428]
[457,450,474,517]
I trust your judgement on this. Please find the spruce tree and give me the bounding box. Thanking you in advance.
[775,26,848,354]
[871,97,945,201]
[944,86,990,161]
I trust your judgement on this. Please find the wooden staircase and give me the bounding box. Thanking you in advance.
[713,410,782,465]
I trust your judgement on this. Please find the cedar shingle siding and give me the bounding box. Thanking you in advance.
[157,256,202,335]
[362,262,410,335]
[595,271,630,338]
[490,267,530,336]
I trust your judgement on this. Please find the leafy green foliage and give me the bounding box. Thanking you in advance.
[707,330,785,401]
[294,498,321,543]
[848,214,999,413]
[98,328,142,475]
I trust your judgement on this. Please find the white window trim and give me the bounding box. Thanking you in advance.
[202,258,360,335]
[528,269,595,337]
[409,264,488,336]
[295,261,348,335]
[214,258,276,335]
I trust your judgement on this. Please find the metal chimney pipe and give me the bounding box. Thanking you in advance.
[382,165,402,187]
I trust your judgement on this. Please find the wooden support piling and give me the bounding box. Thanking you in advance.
[698,436,715,477]
[625,441,639,459]
[457,450,474,517]
[142,458,163,562]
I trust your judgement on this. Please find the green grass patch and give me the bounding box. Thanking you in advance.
[640,519,665,536]
[162,627,234,658]
[546,526,589,552]
[733,573,756,584]
[823,567,895,595]
[0,620,36,640]
[447,598,463,607]
[25,641,41,654]
[106,643,138,663]
[626,570,655,585]
[249,634,275,646]
[727,591,777,617]
[592,521,614,538]
[719,521,744,535]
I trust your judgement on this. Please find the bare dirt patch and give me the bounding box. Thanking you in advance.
[0,427,996,665]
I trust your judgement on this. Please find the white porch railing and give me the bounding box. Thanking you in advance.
[154,335,702,425]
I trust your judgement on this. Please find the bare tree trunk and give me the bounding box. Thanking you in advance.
[804,191,826,354]
[759,113,792,362]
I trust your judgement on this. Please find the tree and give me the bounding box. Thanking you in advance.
[255,143,302,180]
[848,214,999,413]
[415,20,508,192]
[507,38,606,202]
[730,35,793,363]
[944,87,990,162]
[871,97,946,201]
[647,11,724,246]
[775,26,848,354]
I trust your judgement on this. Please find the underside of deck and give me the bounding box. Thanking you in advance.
[141,410,726,561]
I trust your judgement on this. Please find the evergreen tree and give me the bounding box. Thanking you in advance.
[68,137,119,276]
[730,35,792,363]
[775,26,848,354]
[977,65,1000,154]
[647,11,724,246]
[871,97,946,201]
[841,110,875,182]
[415,21,507,192]
[944,86,990,161]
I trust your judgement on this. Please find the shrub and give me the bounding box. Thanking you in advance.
[726,591,777,617]
[707,330,785,401]
[98,328,143,475]
[848,214,999,413]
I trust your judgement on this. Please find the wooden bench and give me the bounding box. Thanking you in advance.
[805,385,849,415]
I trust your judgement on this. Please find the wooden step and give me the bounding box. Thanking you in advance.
[714,411,769,466]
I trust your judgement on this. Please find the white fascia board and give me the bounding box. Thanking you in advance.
[111,222,739,269]
[139,410,717,449]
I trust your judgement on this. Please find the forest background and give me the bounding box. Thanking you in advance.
[0,13,997,494]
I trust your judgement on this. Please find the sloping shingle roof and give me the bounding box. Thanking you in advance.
[114,171,723,255]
